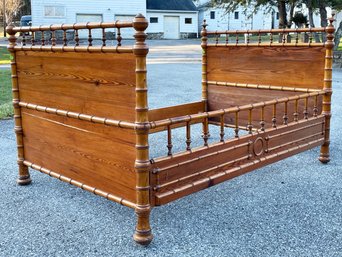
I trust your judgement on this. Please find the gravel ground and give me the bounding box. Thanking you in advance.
[0,43,342,257]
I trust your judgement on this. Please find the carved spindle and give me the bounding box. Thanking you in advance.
[117,28,122,46]
[6,24,32,186]
[258,31,261,45]
[63,30,67,46]
[309,31,313,44]
[202,117,209,146]
[31,32,35,46]
[319,14,335,164]
[283,101,288,125]
[215,31,219,45]
[51,30,56,46]
[304,97,309,119]
[22,33,26,46]
[260,106,265,131]
[88,28,93,46]
[247,108,253,134]
[167,125,173,156]
[132,14,153,245]
[102,28,106,46]
[282,32,286,44]
[272,103,277,128]
[75,29,80,46]
[313,95,318,117]
[246,32,250,44]
[270,33,273,44]
[294,99,299,122]
[201,20,208,105]
[295,30,299,44]
[220,115,225,142]
[235,33,239,45]
[186,122,191,150]
[225,33,229,46]
[41,30,45,46]
[234,111,239,138]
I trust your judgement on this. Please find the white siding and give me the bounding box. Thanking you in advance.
[147,11,198,35]
[31,0,146,26]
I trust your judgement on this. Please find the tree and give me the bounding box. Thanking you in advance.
[0,0,23,36]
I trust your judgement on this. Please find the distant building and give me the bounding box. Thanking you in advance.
[30,0,198,39]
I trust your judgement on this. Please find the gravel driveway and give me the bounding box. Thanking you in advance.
[0,41,341,257]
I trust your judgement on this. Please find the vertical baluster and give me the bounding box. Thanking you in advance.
[282,31,286,44]
[215,31,219,45]
[22,33,26,46]
[234,111,239,138]
[260,106,265,131]
[258,31,261,45]
[246,32,250,44]
[167,125,173,156]
[294,99,299,122]
[31,32,35,46]
[309,31,313,44]
[117,28,122,46]
[186,122,191,151]
[202,117,209,146]
[313,95,318,117]
[225,32,229,46]
[235,32,239,45]
[102,27,106,46]
[295,30,299,44]
[41,30,45,46]
[220,114,225,142]
[283,101,288,125]
[75,29,80,46]
[272,103,277,128]
[270,33,273,44]
[304,97,309,119]
[247,108,253,134]
[63,29,67,46]
[88,27,93,46]
[51,30,56,46]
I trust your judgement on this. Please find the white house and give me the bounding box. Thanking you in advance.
[30,0,198,39]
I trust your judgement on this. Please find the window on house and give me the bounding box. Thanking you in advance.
[276,12,279,20]
[44,6,65,17]
[150,17,158,23]
[210,11,215,19]
[185,18,192,24]
[234,11,239,20]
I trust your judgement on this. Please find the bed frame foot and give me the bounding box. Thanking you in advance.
[17,175,32,186]
[319,154,330,164]
[133,206,153,246]
[319,144,330,164]
[133,229,153,246]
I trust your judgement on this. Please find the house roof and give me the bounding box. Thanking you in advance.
[147,0,197,11]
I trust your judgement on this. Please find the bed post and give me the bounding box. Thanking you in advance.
[132,14,153,245]
[319,14,335,164]
[7,24,32,186]
[201,20,210,145]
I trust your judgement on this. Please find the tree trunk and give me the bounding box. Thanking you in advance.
[288,2,296,28]
[334,21,342,51]
[277,0,287,29]
[318,0,328,42]
[307,0,321,43]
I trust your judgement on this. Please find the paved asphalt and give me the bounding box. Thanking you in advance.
[0,41,342,257]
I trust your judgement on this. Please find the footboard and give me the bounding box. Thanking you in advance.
[150,91,325,205]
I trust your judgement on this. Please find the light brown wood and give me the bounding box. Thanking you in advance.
[22,109,137,202]
[207,46,325,90]
[16,51,136,122]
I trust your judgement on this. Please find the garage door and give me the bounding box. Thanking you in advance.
[76,14,103,39]
[164,16,180,39]
[115,15,135,39]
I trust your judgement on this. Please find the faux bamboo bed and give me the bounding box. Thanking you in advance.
[7,14,335,245]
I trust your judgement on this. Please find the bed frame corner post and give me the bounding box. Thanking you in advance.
[319,14,335,164]
[7,24,32,186]
[132,14,153,246]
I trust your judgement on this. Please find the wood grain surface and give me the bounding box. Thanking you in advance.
[22,109,137,202]
[16,51,136,121]
[207,46,325,89]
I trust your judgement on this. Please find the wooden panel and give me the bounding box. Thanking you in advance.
[152,116,324,205]
[208,86,322,128]
[16,51,136,121]
[207,46,325,89]
[149,101,205,121]
[22,109,136,202]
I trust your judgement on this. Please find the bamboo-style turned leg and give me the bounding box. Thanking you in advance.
[319,15,335,164]
[133,14,153,245]
[7,24,31,186]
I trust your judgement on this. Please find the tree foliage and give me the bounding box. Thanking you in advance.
[0,0,24,23]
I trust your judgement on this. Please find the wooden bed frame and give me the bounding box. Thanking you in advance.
[7,14,335,245]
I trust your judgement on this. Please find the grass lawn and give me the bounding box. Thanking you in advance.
[0,46,11,64]
[0,70,13,119]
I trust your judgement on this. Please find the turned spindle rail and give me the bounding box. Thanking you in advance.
[7,14,335,245]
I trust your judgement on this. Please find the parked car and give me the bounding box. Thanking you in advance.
[20,15,32,27]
